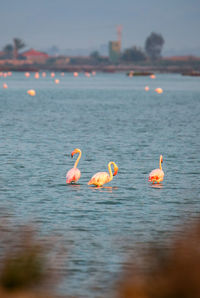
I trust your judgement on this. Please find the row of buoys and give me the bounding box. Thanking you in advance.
[66,149,164,187]
[0,71,12,77]
[2,71,163,94]
[23,71,97,79]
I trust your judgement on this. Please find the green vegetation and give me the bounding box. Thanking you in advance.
[121,46,146,62]
[145,32,165,60]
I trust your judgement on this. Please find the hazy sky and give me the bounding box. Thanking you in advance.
[0,0,200,53]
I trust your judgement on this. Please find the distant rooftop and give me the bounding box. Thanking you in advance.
[163,55,200,61]
[21,48,49,57]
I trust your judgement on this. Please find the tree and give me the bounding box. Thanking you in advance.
[145,32,164,60]
[3,44,13,58]
[90,51,101,60]
[121,46,146,62]
[13,38,26,58]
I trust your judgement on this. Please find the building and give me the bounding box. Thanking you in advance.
[108,41,121,64]
[21,48,49,63]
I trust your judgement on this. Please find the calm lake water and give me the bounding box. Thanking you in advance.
[0,72,200,297]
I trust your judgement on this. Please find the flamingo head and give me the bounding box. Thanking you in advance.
[71,148,81,158]
[160,155,163,163]
[113,163,119,176]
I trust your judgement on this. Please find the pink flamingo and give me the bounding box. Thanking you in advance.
[66,148,82,184]
[88,161,118,187]
[148,155,164,184]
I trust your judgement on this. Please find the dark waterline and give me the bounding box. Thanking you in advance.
[0,72,200,297]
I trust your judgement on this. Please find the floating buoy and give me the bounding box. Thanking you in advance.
[0,72,3,77]
[92,71,96,76]
[7,72,12,76]
[3,73,7,78]
[51,72,55,78]
[155,88,163,94]
[73,72,78,77]
[3,83,8,89]
[54,79,60,84]
[145,86,149,91]
[61,72,65,76]
[42,72,46,77]
[27,89,36,96]
[25,72,30,78]
[150,74,156,79]
[35,72,39,79]
[85,72,90,77]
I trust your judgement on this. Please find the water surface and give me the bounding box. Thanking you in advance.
[0,72,200,297]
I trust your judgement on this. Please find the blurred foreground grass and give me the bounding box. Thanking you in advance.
[1,218,200,297]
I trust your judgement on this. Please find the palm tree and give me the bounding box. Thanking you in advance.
[13,38,26,59]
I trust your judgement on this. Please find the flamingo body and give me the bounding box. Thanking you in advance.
[66,148,82,184]
[148,168,164,184]
[88,161,118,187]
[88,172,110,187]
[66,168,81,184]
[148,155,164,184]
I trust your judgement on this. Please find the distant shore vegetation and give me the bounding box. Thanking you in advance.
[0,33,200,73]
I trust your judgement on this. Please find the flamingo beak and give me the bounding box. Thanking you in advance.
[113,167,118,176]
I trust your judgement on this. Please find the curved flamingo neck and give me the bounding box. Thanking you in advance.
[159,156,162,170]
[108,162,114,182]
[74,150,82,168]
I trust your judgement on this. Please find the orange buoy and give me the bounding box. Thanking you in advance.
[61,72,65,76]
[155,88,163,94]
[145,86,149,91]
[54,79,60,84]
[51,72,55,78]
[35,72,39,79]
[3,83,8,89]
[150,74,156,79]
[3,73,7,78]
[92,71,96,76]
[7,71,12,76]
[42,72,46,77]
[27,89,36,96]
[25,72,30,77]
[73,72,78,77]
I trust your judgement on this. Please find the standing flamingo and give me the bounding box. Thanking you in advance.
[148,155,164,184]
[88,161,118,187]
[66,148,82,184]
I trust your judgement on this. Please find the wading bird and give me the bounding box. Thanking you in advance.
[88,161,118,187]
[66,148,82,184]
[149,155,164,184]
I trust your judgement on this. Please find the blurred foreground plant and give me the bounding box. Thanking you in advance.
[116,219,200,298]
[0,221,66,297]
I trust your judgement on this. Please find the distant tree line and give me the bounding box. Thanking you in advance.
[1,33,165,65]
[121,32,165,63]
[89,32,165,64]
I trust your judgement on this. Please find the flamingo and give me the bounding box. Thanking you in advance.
[88,161,118,187]
[66,148,82,184]
[148,155,164,184]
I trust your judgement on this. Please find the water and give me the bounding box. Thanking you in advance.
[0,72,200,297]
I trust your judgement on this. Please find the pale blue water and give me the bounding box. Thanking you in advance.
[0,72,200,297]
